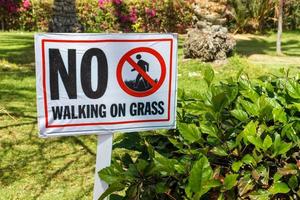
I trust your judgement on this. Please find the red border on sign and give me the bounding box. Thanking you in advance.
[116,47,166,97]
[41,38,174,128]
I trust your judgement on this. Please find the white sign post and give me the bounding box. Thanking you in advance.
[93,133,113,200]
[35,33,178,198]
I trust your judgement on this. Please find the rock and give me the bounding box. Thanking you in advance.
[184,22,236,61]
[184,2,236,62]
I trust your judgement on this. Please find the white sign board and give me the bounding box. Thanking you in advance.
[35,33,178,137]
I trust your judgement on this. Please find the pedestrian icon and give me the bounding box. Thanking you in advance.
[116,47,167,97]
[128,54,155,91]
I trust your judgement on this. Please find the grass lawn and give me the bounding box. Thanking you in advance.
[0,31,300,199]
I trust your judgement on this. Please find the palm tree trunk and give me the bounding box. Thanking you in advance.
[276,0,284,55]
[49,0,82,32]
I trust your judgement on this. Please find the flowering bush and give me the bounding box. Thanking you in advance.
[93,0,195,33]
[1,0,195,33]
[0,0,51,31]
[0,0,21,30]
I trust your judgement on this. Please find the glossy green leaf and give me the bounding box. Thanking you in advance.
[211,91,228,112]
[272,107,287,123]
[272,133,292,156]
[269,182,290,194]
[247,135,263,150]
[240,88,259,102]
[99,166,125,184]
[286,80,300,99]
[211,146,228,156]
[200,123,219,139]
[288,176,298,190]
[99,183,125,200]
[232,161,243,172]
[277,142,292,155]
[203,66,214,86]
[231,109,248,121]
[242,154,257,167]
[262,135,272,151]
[154,152,178,175]
[257,96,274,120]
[186,156,213,198]
[178,123,201,143]
[240,99,259,116]
[237,120,258,144]
[223,174,239,190]
[273,172,283,182]
[273,133,282,151]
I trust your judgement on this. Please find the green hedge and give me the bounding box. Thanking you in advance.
[99,67,300,199]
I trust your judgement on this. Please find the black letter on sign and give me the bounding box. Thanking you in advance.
[49,49,77,100]
[81,48,108,99]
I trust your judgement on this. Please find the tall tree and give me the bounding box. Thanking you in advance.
[276,0,284,55]
[49,0,82,32]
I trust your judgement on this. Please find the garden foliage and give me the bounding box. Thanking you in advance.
[0,0,52,31]
[228,0,300,33]
[99,67,300,199]
[1,0,300,33]
[0,0,195,33]
[78,0,195,33]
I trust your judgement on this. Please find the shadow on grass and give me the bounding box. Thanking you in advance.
[0,69,36,121]
[0,65,96,198]
[0,34,35,65]
[0,122,96,199]
[236,36,300,57]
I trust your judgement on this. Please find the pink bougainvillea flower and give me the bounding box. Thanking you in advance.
[98,0,109,9]
[145,7,156,17]
[129,15,137,23]
[129,7,137,23]
[22,0,31,9]
[150,9,156,17]
[145,7,149,13]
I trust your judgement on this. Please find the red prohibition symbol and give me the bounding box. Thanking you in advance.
[116,47,166,97]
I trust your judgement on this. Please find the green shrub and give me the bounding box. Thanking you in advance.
[228,0,300,33]
[0,0,52,31]
[228,0,276,33]
[19,0,52,31]
[284,0,300,30]
[0,0,22,30]
[99,67,300,199]
[77,0,119,33]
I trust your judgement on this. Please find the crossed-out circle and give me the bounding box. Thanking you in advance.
[116,47,166,97]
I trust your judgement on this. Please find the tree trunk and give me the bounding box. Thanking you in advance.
[49,0,82,32]
[276,0,284,55]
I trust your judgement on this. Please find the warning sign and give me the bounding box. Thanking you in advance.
[34,33,178,137]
